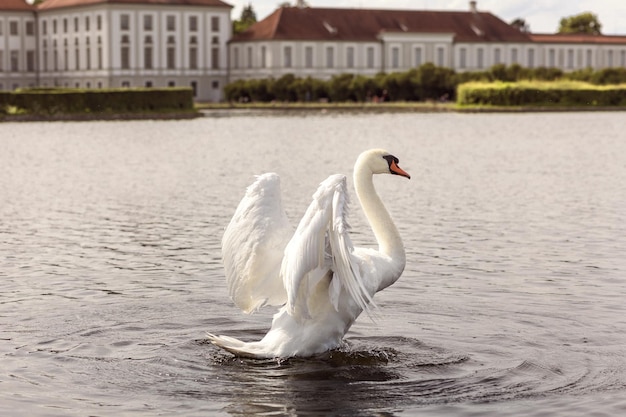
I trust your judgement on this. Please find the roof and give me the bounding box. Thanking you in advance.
[232,6,532,43]
[530,33,626,45]
[0,0,35,11]
[37,0,232,11]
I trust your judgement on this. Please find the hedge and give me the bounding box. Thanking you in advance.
[0,87,194,116]
[457,81,626,107]
[224,64,626,104]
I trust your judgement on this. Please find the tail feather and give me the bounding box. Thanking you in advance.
[207,333,268,359]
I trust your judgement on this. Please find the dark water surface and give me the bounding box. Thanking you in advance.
[1,112,625,416]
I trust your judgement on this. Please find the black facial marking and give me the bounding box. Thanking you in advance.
[382,154,400,170]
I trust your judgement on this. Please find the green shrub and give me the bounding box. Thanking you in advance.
[457,81,626,107]
[1,88,193,115]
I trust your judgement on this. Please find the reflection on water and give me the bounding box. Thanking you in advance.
[1,112,625,416]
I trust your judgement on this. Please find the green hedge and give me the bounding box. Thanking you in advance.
[0,88,194,115]
[457,81,626,107]
[224,64,626,104]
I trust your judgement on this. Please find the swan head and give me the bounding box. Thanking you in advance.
[357,149,411,179]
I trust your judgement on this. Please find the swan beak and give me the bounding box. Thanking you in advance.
[390,161,411,179]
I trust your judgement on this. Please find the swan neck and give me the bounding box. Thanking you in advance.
[353,163,405,265]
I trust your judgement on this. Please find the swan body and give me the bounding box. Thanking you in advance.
[208,149,410,358]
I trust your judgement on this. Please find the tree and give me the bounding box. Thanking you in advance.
[233,3,257,35]
[511,18,530,33]
[558,12,602,35]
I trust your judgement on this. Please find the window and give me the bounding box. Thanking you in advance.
[477,48,484,69]
[233,47,239,68]
[63,18,68,33]
[189,37,198,69]
[367,47,374,69]
[211,46,219,69]
[86,17,90,31]
[97,36,102,69]
[26,21,34,36]
[586,49,592,67]
[120,14,129,31]
[75,39,80,70]
[567,49,574,68]
[284,46,292,68]
[212,80,219,89]
[0,21,3,36]
[167,15,175,31]
[548,49,556,67]
[261,45,266,68]
[391,46,400,69]
[436,47,444,66]
[305,46,313,68]
[10,50,18,72]
[459,47,466,69]
[167,36,176,69]
[211,37,220,69]
[26,50,35,72]
[607,50,614,67]
[144,36,153,69]
[53,19,57,34]
[97,15,102,31]
[10,21,18,36]
[0,50,3,71]
[189,16,198,32]
[414,47,422,67]
[190,81,197,97]
[527,49,534,68]
[346,46,354,68]
[326,46,334,68]
[511,48,518,64]
[247,46,253,68]
[86,38,91,69]
[211,16,220,32]
[144,15,153,31]
[168,81,175,87]
[494,48,501,65]
[145,81,153,88]
[121,35,130,69]
[63,40,68,70]
[42,21,47,35]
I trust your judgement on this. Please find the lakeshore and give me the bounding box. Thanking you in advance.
[3,101,626,122]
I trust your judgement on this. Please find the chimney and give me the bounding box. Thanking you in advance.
[296,0,306,8]
[469,1,477,13]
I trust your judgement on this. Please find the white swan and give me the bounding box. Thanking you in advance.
[208,149,410,358]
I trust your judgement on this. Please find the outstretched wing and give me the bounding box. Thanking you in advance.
[222,173,293,313]
[280,174,375,318]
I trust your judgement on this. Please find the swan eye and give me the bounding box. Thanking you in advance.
[382,154,399,168]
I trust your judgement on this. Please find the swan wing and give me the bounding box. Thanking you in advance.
[222,173,293,313]
[280,174,375,317]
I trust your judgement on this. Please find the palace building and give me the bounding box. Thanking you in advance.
[2,0,626,101]
[1,0,232,101]
[229,1,626,82]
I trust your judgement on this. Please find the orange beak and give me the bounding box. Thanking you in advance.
[390,160,411,179]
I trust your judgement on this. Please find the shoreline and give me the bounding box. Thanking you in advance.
[2,103,625,122]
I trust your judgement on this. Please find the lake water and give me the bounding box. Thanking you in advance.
[1,111,625,416]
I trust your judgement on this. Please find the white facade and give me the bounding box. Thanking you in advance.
[229,35,626,82]
[0,10,38,91]
[1,2,231,102]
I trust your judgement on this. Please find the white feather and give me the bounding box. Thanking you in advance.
[221,173,292,313]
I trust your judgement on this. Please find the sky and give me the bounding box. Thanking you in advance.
[227,0,626,35]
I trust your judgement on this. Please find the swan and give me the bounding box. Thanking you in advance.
[208,149,410,358]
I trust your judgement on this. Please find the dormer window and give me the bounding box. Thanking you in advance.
[322,21,337,35]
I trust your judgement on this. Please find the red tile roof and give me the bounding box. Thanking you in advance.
[0,0,35,11]
[530,33,626,45]
[37,0,232,11]
[232,7,531,43]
